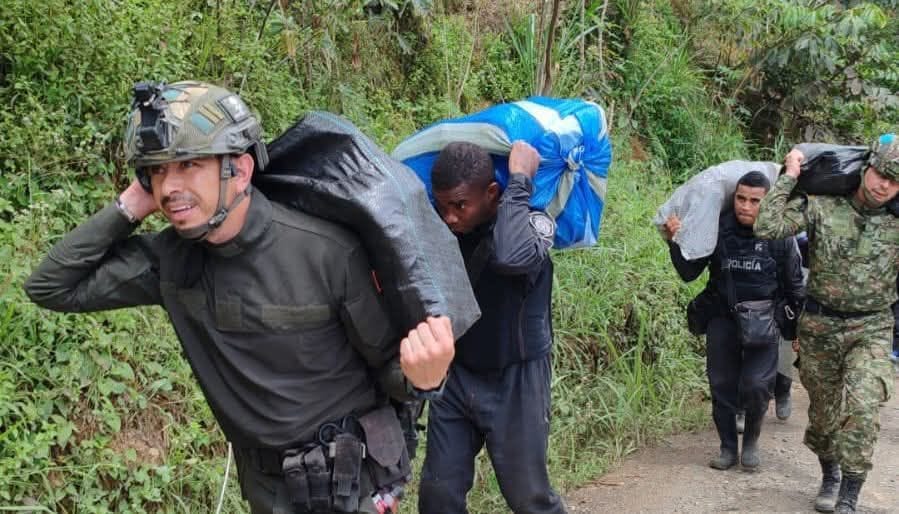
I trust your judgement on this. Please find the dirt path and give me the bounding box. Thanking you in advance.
[566,378,899,513]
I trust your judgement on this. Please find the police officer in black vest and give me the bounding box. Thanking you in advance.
[418,141,567,514]
[664,171,805,471]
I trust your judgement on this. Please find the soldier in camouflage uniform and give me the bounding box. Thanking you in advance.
[754,134,899,513]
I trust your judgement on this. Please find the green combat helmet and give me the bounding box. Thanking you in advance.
[123,81,269,239]
[868,133,899,181]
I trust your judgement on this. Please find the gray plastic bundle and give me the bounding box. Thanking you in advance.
[252,111,481,338]
[654,160,781,260]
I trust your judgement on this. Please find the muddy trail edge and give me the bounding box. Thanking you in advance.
[566,378,899,513]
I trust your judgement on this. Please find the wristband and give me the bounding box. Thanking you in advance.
[115,196,140,224]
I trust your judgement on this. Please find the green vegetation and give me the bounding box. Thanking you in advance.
[686,0,899,143]
[609,2,748,180]
[2,0,895,511]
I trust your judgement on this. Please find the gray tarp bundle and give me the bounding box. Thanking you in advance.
[252,111,480,339]
[654,143,898,260]
[653,160,782,260]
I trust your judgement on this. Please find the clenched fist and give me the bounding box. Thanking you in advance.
[663,214,682,241]
[508,141,541,180]
[400,316,455,390]
[783,149,805,179]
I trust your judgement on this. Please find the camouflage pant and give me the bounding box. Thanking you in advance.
[798,310,894,477]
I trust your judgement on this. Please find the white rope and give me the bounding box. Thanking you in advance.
[214,442,233,514]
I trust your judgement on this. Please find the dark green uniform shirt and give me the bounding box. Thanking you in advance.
[25,190,409,449]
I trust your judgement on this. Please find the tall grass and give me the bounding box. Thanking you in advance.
[614,4,747,181]
[505,13,541,95]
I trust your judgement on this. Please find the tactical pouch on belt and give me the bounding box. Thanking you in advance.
[303,446,332,511]
[686,287,719,336]
[358,405,411,489]
[331,433,364,512]
[282,449,311,510]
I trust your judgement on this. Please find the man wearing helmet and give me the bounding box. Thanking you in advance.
[121,81,271,242]
[754,134,899,513]
[25,81,455,514]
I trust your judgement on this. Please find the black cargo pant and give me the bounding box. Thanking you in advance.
[418,355,567,514]
[706,316,778,451]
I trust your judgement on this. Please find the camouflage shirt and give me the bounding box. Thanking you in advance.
[755,174,899,312]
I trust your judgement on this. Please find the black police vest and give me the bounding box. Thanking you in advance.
[711,214,781,304]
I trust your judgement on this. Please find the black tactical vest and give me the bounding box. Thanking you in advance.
[711,213,784,305]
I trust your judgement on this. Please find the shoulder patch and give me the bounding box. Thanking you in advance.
[529,211,556,247]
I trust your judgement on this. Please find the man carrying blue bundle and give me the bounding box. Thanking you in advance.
[418,141,567,514]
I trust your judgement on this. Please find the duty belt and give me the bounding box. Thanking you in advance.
[236,416,367,512]
[235,445,289,475]
[235,416,365,475]
[804,296,882,319]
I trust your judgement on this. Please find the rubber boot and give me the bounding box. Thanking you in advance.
[834,473,864,514]
[775,393,792,420]
[814,458,841,513]
[774,374,792,420]
[740,412,763,471]
[710,403,738,470]
[709,447,738,470]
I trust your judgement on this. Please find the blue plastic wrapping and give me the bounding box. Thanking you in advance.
[392,97,612,249]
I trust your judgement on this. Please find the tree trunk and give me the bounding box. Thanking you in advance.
[540,0,562,95]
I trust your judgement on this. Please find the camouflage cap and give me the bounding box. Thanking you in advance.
[869,133,899,181]
[124,81,267,173]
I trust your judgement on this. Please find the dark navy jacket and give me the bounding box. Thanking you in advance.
[453,174,554,370]
[669,211,805,312]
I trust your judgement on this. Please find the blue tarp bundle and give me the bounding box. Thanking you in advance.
[392,97,612,249]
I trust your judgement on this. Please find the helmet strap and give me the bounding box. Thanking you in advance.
[175,155,250,241]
